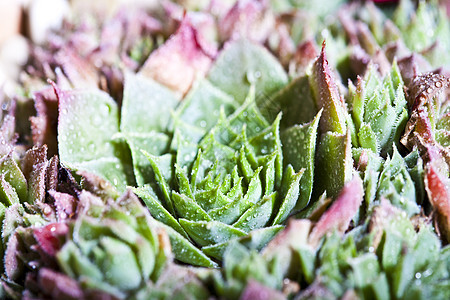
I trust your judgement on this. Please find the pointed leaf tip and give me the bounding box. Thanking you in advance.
[310,43,347,134]
[308,175,364,247]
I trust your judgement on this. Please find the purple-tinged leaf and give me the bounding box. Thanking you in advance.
[55,47,98,89]
[21,145,47,182]
[401,73,450,164]
[22,145,48,204]
[240,280,286,300]
[262,219,312,278]
[293,40,319,75]
[30,88,59,157]
[424,148,450,242]
[397,54,427,85]
[219,0,274,43]
[45,155,59,192]
[368,199,412,248]
[33,223,69,257]
[309,43,348,134]
[308,175,364,247]
[48,191,77,221]
[408,73,449,110]
[140,15,217,96]
[37,268,84,300]
[4,231,23,281]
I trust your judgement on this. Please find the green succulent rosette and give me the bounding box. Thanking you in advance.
[55,192,172,298]
[1,190,210,299]
[0,143,88,298]
[54,32,334,267]
[134,92,303,265]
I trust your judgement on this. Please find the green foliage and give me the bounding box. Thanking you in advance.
[208,39,288,104]
[350,62,408,157]
[57,39,328,266]
[56,195,171,299]
[136,93,300,266]
[294,203,449,300]
[353,146,424,217]
[394,0,450,62]
[212,242,284,299]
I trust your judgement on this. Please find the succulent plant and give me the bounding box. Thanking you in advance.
[210,187,449,300]
[0,144,84,298]
[349,61,408,156]
[1,0,450,299]
[54,24,334,267]
[3,189,211,299]
[295,200,450,300]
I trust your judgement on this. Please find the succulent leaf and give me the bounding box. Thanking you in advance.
[55,85,135,191]
[350,62,409,157]
[139,14,217,96]
[208,39,288,103]
[309,43,347,135]
[281,110,322,211]
[15,1,449,298]
[315,130,353,199]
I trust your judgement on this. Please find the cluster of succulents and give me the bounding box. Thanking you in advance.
[0,0,449,299]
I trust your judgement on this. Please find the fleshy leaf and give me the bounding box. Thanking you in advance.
[309,175,364,246]
[175,80,238,132]
[233,192,276,232]
[56,87,118,164]
[0,153,28,203]
[203,225,283,260]
[272,166,303,225]
[350,62,409,156]
[424,150,450,242]
[55,86,134,191]
[140,15,217,96]
[179,219,247,247]
[132,186,188,239]
[315,130,353,199]
[121,72,178,134]
[158,222,218,268]
[377,146,420,216]
[219,0,274,43]
[309,43,347,134]
[124,132,170,186]
[259,75,317,129]
[281,110,322,211]
[208,39,288,103]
